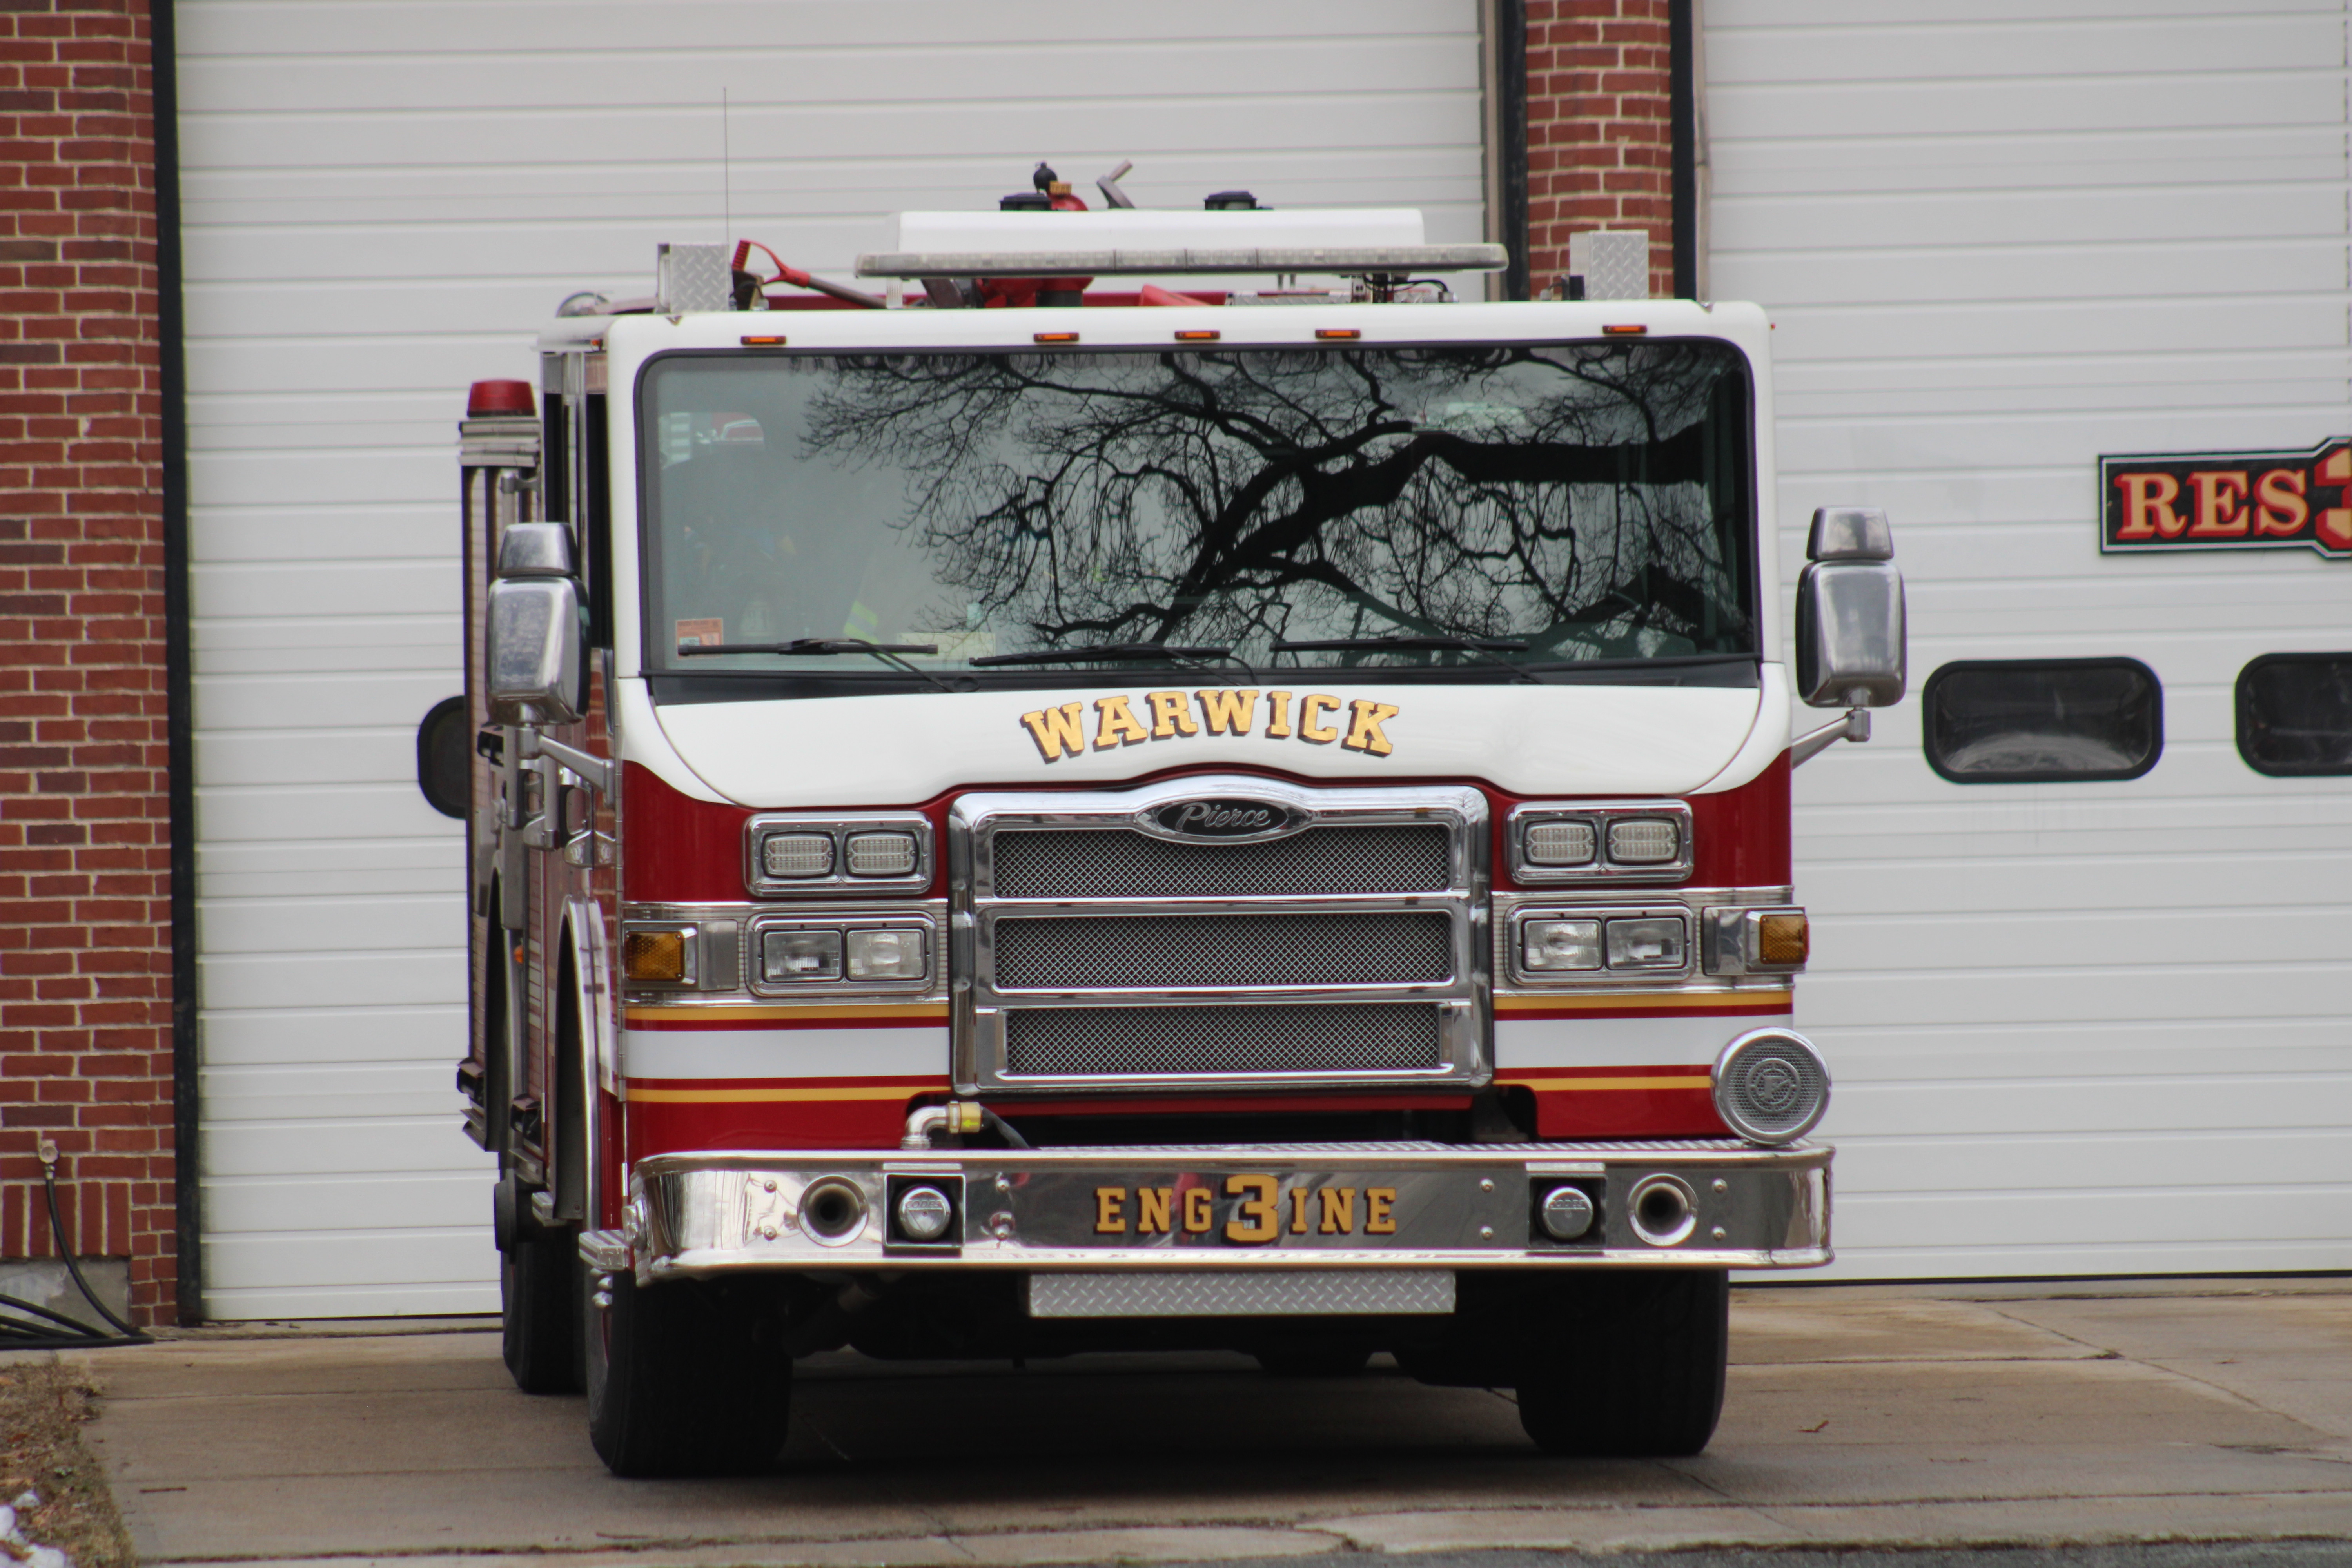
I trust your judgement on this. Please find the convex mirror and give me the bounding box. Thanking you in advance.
[1795,506,1907,708]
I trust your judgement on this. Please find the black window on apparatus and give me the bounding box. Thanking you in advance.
[2236,653,2352,777]
[1922,658,2163,784]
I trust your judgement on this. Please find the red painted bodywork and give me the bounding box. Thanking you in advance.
[615,750,1791,1160]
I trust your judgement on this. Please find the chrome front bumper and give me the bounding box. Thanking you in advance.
[585,1140,1831,1285]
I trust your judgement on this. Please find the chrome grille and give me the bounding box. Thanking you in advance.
[1004,1004,1445,1077]
[990,825,1449,899]
[993,912,1454,991]
[953,777,1488,1093]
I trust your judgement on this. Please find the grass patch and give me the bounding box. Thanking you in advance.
[0,1359,133,1568]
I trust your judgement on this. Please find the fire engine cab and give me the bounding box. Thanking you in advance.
[454,169,1906,1477]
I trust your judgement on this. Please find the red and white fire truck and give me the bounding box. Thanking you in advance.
[455,169,1905,1476]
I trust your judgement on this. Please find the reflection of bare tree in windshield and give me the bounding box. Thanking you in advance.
[799,344,1752,664]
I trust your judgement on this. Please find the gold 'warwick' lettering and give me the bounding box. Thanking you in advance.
[1342,699,1400,757]
[1147,690,1199,739]
[1020,688,1403,763]
[1196,687,1258,735]
[1297,693,1343,745]
[1019,703,1087,762]
[1093,695,1149,750]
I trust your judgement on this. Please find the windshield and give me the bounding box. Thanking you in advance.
[637,341,1756,688]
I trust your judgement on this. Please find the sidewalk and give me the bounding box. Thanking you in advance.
[42,1279,2352,1566]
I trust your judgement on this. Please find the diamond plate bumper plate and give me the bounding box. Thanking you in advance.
[1026,1268,1456,1319]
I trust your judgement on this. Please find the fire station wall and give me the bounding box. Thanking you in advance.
[175,3,1490,1317]
[1706,1,2352,1277]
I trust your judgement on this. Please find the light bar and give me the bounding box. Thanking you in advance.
[855,244,1509,279]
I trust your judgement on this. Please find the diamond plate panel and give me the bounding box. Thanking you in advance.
[1025,1268,1456,1319]
[1570,230,1650,301]
[657,242,735,313]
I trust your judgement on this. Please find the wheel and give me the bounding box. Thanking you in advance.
[501,1222,582,1393]
[1253,1347,1375,1377]
[1514,1269,1728,1457]
[586,1269,791,1477]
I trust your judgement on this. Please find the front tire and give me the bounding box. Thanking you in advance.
[1515,1269,1728,1457]
[586,1269,791,1477]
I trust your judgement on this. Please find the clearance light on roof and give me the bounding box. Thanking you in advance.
[739,334,788,347]
[1602,324,1648,336]
[1315,328,1361,341]
[1034,331,1080,344]
[1174,329,1220,342]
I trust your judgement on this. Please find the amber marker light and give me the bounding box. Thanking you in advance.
[739,334,788,347]
[1602,324,1648,336]
[1174,329,1220,342]
[1315,328,1361,340]
[622,930,688,984]
[1033,331,1080,344]
[1756,912,1810,966]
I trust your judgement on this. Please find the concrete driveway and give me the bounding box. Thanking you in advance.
[60,1280,2352,1566]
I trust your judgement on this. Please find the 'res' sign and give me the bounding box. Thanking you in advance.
[2101,438,2352,558]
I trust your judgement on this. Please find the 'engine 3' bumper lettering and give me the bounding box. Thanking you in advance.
[589,1141,1831,1283]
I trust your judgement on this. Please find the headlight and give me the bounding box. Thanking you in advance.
[1604,916,1685,969]
[746,917,934,993]
[1508,801,1693,884]
[762,927,842,983]
[1713,1029,1831,1145]
[846,927,926,980]
[1510,907,1691,983]
[1521,918,1601,971]
[745,813,932,896]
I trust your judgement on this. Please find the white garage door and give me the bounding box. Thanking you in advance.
[1707,1,2352,1276]
[181,1,1491,1318]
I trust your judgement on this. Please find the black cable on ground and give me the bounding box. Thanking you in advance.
[0,1150,151,1348]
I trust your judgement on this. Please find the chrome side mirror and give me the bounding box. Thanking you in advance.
[1795,507,1907,708]
[487,573,585,726]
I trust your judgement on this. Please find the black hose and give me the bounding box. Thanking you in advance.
[978,1107,1032,1150]
[0,1156,151,1347]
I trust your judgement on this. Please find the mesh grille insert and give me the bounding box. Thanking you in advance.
[1003,1004,1444,1077]
[989,825,1450,900]
[993,912,1453,991]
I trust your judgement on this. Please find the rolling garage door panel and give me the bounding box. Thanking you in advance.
[180,1,1489,1318]
[1706,0,2352,1276]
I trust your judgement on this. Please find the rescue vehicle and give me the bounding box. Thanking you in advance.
[454,166,1906,1475]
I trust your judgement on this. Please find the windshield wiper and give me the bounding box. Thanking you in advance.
[1271,632,1542,684]
[969,643,1233,668]
[1273,634,1529,653]
[677,637,965,693]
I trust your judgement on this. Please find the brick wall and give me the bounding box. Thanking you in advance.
[1524,0,1677,299]
[0,0,174,1323]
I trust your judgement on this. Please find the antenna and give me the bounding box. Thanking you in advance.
[721,89,731,242]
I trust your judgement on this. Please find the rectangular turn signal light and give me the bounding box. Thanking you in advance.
[1756,912,1810,966]
[622,929,689,984]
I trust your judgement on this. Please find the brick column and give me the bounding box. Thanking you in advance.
[1523,0,1676,299]
[0,0,176,1324]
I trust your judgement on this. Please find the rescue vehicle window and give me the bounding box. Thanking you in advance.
[1922,659,2162,784]
[636,342,1758,686]
[415,695,469,818]
[2236,653,2352,777]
